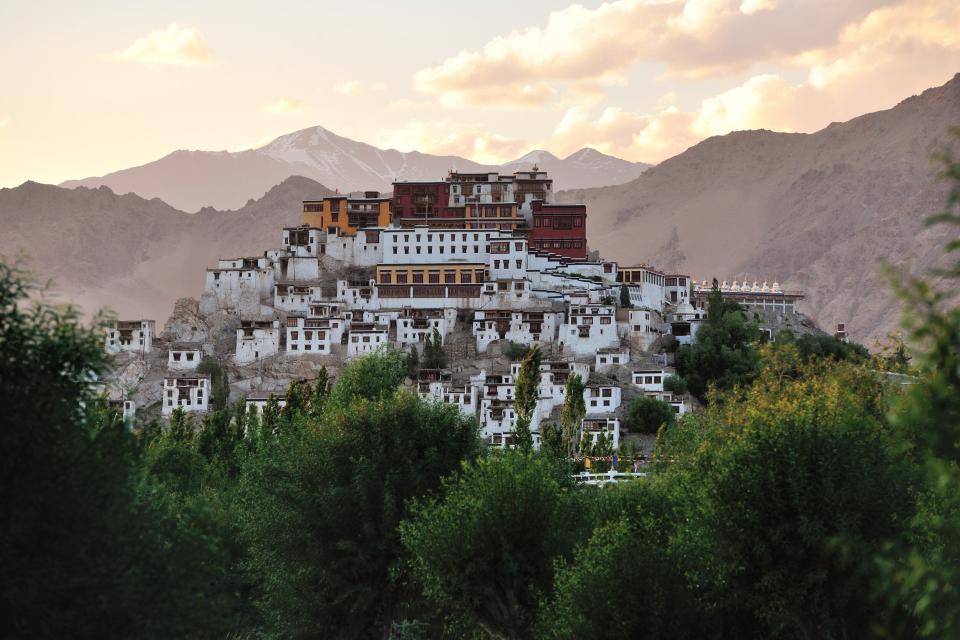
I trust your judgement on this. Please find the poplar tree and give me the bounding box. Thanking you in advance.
[513,345,542,453]
[560,372,586,457]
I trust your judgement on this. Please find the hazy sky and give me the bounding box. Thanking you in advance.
[1,0,958,187]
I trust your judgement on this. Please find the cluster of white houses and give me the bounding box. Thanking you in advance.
[105,168,803,448]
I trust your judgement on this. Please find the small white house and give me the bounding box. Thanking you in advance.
[595,347,629,372]
[285,316,338,355]
[168,342,203,371]
[236,319,281,364]
[109,399,136,423]
[632,369,669,393]
[105,320,155,355]
[347,324,389,357]
[162,374,211,416]
[558,304,618,355]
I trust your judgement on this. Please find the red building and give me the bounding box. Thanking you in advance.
[529,201,588,259]
[391,181,451,221]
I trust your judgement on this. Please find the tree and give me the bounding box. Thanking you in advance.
[513,345,542,453]
[405,344,420,377]
[540,422,565,459]
[627,396,676,434]
[668,355,917,639]
[619,283,632,308]
[401,452,588,639]
[422,327,447,369]
[675,278,760,401]
[241,352,481,638]
[0,262,243,638]
[662,374,688,396]
[560,373,586,457]
[197,357,230,411]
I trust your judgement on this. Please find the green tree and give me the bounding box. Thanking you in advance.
[662,374,688,396]
[401,451,587,639]
[241,352,480,638]
[619,283,632,308]
[405,343,420,377]
[513,344,542,453]
[197,357,230,411]
[560,373,586,457]
[675,278,760,401]
[627,396,676,434]
[422,327,448,369]
[0,262,243,638]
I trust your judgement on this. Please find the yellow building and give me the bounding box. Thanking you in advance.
[376,263,488,285]
[302,191,392,234]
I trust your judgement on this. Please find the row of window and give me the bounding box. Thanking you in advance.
[534,216,583,228]
[380,270,485,284]
[532,240,585,250]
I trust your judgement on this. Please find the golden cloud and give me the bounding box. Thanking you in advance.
[265,98,307,116]
[118,24,213,66]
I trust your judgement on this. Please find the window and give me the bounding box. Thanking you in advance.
[381,272,392,284]
[412,272,424,284]
[428,272,440,284]
[444,272,456,284]
[397,273,408,284]
[462,272,472,284]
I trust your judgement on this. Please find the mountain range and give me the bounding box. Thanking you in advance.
[59,127,651,211]
[559,73,960,345]
[4,74,959,345]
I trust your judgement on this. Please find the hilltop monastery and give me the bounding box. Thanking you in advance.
[104,168,804,449]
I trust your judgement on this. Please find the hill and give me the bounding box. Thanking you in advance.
[0,176,333,320]
[560,74,960,345]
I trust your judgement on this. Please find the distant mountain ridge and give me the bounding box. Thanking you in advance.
[0,176,333,321]
[59,126,650,211]
[559,72,960,345]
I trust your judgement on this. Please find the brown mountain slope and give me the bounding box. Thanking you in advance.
[0,176,332,320]
[560,73,960,345]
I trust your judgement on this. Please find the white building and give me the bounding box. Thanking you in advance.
[274,282,322,313]
[347,323,389,357]
[285,315,342,355]
[109,399,136,423]
[584,383,622,414]
[396,309,455,347]
[595,347,630,372]
[235,319,281,364]
[105,320,155,355]
[205,257,275,310]
[632,369,671,393]
[417,369,479,417]
[162,374,211,416]
[282,225,325,257]
[381,226,507,265]
[558,304,619,355]
[168,342,203,371]
[472,309,562,353]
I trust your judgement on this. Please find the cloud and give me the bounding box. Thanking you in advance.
[546,0,960,162]
[0,119,6,130]
[265,98,306,116]
[335,80,387,95]
[413,0,886,107]
[377,121,530,164]
[118,24,213,66]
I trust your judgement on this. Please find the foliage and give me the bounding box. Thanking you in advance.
[405,343,419,377]
[619,283,632,308]
[401,452,586,639]
[423,327,448,369]
[675,278,760,401]
[662,374,688,395]
[197,356,230,411]
[559,373,586,457]
[660,352,917,638]
[503,340,530,361]
[627,395,676,434]
[513,345,542,453]
[775,329,870,363]
[0,262,246,638]
[240,352,481,638]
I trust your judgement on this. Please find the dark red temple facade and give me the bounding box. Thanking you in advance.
[529,201,588,260]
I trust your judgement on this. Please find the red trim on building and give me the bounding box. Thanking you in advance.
[529,201,588,259]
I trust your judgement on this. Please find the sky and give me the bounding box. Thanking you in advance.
[1,0,959,188]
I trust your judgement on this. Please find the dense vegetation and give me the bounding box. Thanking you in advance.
[2,151,960,639]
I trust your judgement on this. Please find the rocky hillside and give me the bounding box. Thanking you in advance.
[60,126,648,211]
[0,176,332,321]
[561,73,960,345]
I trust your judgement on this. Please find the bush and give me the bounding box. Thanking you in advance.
[663,375,688,396]
[627,396,676,434]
